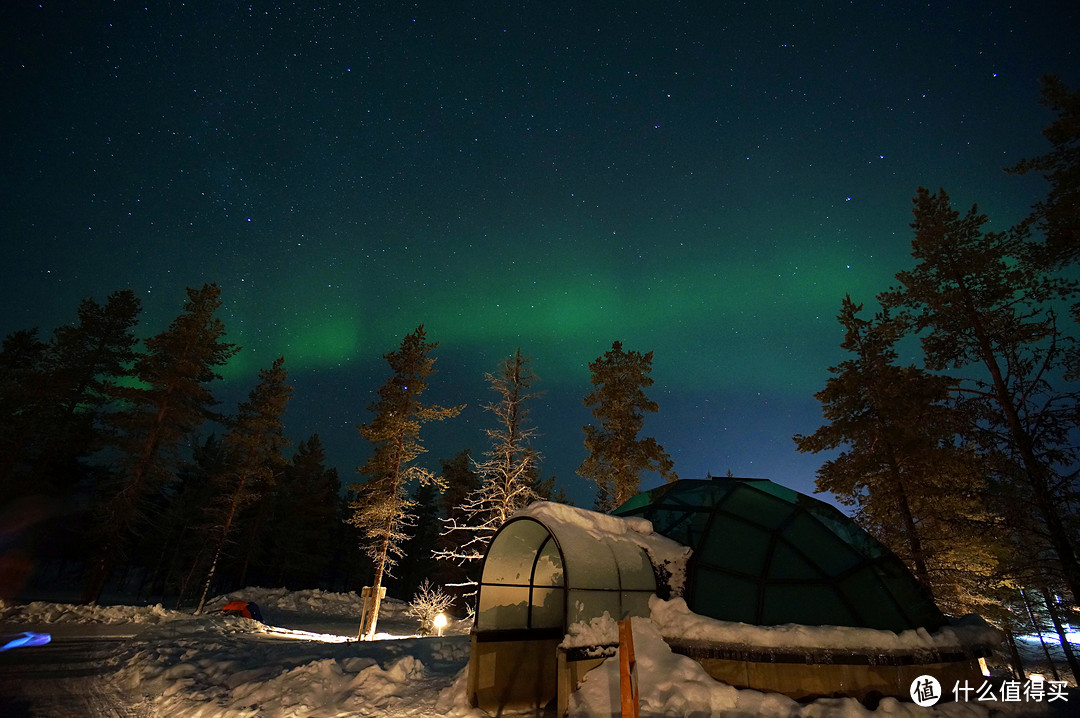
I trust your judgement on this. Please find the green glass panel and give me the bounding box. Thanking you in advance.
[782,513,861,575]
[702,519,771,575]
[690,570,758,624]
[872,560,948,631]
[567,588,620,626]
[761,584,856,626]
[747,479,799,505]
[766,540,823,580]
[482,519,551,584]
[837,568,909,631]
[533,538,564,586]
[615,492,652,513]
[621,591,653,619]
[720,486,795,530]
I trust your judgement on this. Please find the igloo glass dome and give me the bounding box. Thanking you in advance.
[613,477,948,633]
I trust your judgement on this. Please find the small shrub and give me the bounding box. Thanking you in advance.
[406,579,455,635]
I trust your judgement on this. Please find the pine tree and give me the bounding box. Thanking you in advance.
[436,350,542,594]
[578,341,677,512]
[1007,75,1080,268]
[38,290,142,490]
[0,290,141,497]
[196,357,291,613]
[86,283,237,603]
[794,296,997,610]
[348,325,462,640]
[882,188,1080,607]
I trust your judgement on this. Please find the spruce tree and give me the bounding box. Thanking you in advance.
[348,325,462,639]
[86,283,236,603]
[263,435,340,587]
[196,357,291,613]
[578,341,677,512]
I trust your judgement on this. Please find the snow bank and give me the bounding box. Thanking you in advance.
[0,597,190,625]
[651,596,1002,653]
[206,586,410,619]
[518,501,692,594]
[561,596,999,656]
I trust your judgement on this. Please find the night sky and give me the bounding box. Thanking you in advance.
[3,2,1078,508]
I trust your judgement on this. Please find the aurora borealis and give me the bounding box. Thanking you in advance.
[3,2,1078,506]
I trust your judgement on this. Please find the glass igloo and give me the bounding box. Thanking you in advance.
[613,477,948,633]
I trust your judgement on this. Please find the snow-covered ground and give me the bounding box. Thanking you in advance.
[1,586,1073,717]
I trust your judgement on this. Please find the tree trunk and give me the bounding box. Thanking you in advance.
[359,531,390,640]
[1004,628,1026,680]
[957,279,1080,608]
[1040,585,1080,684]
[196,484,244,615]
[1021,588,1061,681]
[886,449,933,597]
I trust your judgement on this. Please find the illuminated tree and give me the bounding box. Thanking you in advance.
[578,341,677,512]
[882,188,1080,607]
[348,325,462,639]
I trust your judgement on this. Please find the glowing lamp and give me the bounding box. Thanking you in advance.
[433,613,448,637]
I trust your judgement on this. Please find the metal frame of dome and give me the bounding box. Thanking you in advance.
[613,477,948,633]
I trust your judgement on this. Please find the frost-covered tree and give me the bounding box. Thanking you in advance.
[196,357,291,614]
[86,284,236,603]
[405,579,455,636]
[348,326,462,640]
[578,341,677,512]
[436,350,541,592]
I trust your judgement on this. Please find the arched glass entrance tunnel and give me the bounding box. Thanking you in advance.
[468,507,658,714]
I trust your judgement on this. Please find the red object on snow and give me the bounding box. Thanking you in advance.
[221,600,255,619]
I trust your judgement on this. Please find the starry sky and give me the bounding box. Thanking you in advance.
[3,2,1078,509]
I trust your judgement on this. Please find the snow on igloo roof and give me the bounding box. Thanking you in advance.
[474,502,691,634]
[612,478,949,633]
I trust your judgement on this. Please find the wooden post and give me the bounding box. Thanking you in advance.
[358,585,387,640]
[618,618,640,718]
